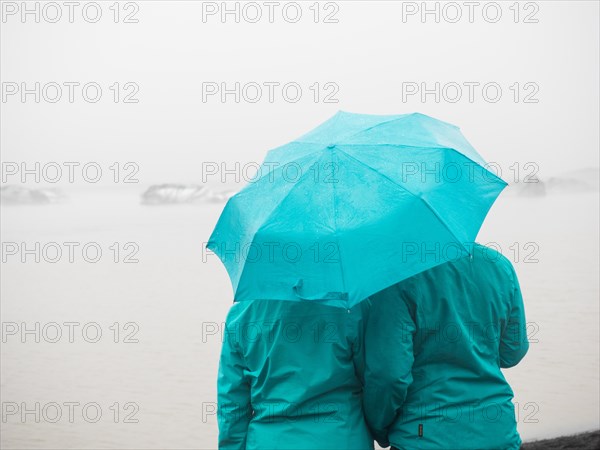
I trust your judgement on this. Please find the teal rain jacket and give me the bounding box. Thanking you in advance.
[217,299,374,450]
[364,243,529,450]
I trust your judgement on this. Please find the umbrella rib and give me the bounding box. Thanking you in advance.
[330,148,347,301]
[338,143,508,184]
[246,149,327,188]
[335,143,506,185]
[258,145,503,188]
[254,145,498,196]
[249,153,331,239]
[335,147,470,254]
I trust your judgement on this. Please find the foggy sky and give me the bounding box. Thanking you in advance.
[1,1,598,187]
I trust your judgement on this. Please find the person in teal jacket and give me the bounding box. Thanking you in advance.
[363,243,529,450]
[217,298,374,450]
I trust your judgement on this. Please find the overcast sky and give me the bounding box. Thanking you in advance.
[1,1,598,187]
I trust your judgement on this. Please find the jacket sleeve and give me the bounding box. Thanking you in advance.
[499,266,529,368]
[363,284,416,447]
[217,315,252,450]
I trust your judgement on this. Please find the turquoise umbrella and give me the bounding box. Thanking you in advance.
[207,112,506,308]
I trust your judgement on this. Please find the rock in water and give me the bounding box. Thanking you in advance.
[512,175,547,197]
[1,185,65,205]
[141,184,234,204]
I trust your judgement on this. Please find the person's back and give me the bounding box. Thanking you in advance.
[218,299,374,450]
[364,243,529,450]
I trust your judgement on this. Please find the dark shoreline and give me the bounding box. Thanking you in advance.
[521,430,599,449]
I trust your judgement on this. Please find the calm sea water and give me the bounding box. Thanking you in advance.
[1,188,598,448]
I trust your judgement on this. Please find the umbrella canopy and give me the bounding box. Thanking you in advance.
[207,111,506,308]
